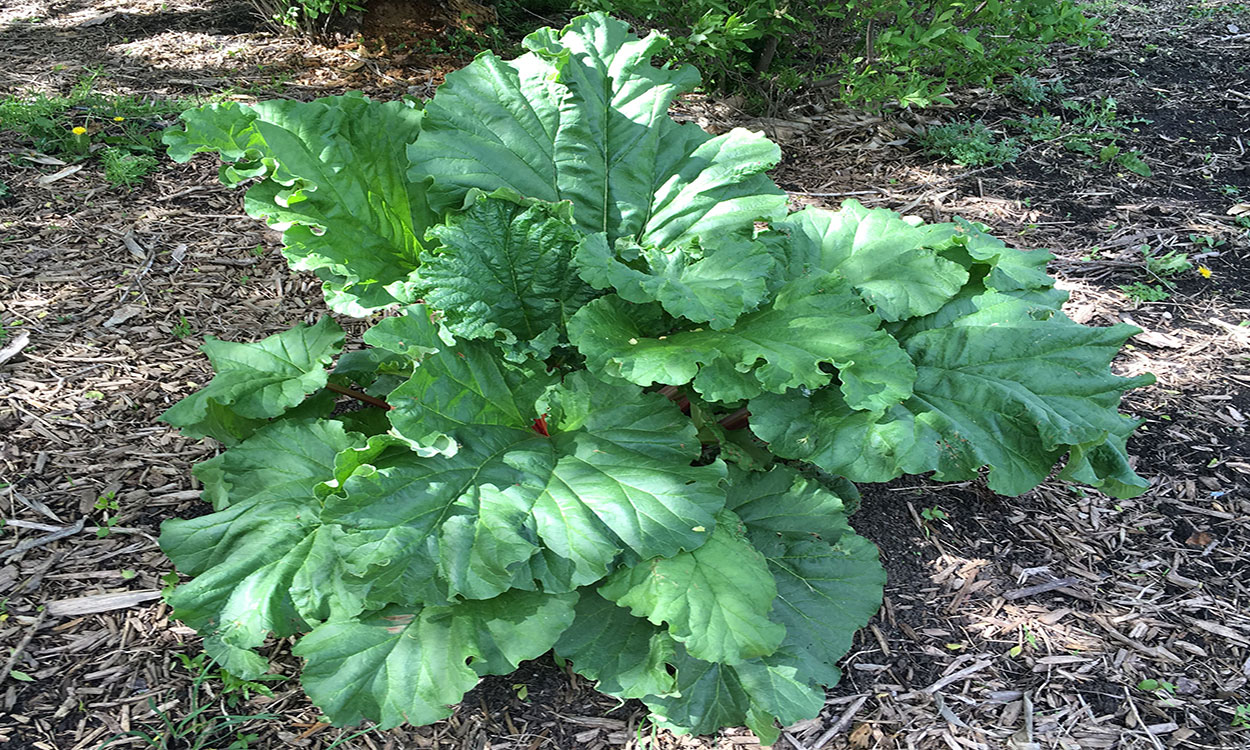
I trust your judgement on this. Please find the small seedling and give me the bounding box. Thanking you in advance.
[173,652,285,707]
[919,506,948,537]
[102,147,158,187]
[1233,704,1250,728]
[172,316,194,339]
[1118,282,1169,303]
[103,652,279,749]
[1014,114,1064,141]
[160,571,180,596]
[94,491,120,538]
[1141,247,1192,277]
[1006,74,1049,105]
[1188,233,1224,249]
[1137,678,1176,693]
[1005,74,1065,105]
[920,121,1020,167]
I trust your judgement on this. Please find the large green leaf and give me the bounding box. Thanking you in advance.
[164,302,723,665]
[569,274,915,408]
[363,305,548,450]
[165,94,433,314]
[917,217,1056,292]
[643,525,882,740]
[887,286,1070,340]
[575,231,778,329]
[159,318,344,445]
[162,499,354,677]
[727,467,883,689]
[599,510,785,664]
[561,465,884,742]
[194,419,359,511]
[329,306,727,599]
[419,193,597,358]
[773,201,969,321]
[409,13,787,246]
[295,591,577,728]
[748,533,885,690]
[724,465,854,542]
[752,295,1154,496]
[647,646,823,745]
[554,590,678,700]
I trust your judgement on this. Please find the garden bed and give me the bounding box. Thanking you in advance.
[0,0,1247,748]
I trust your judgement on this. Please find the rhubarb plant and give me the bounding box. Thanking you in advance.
[159,12,1151,741]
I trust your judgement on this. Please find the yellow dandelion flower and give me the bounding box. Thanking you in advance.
[113,116,125,122]
[1198,266,1212,278]
[72,126,87,135]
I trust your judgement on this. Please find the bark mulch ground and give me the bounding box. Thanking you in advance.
[1,1,1247,748]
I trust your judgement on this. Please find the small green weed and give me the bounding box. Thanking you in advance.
[172,653,285,707]
[172,316,195,339]
[102,652,280,750]
[1118,282,1169,303]
[920,121,1020,167]
[0,73,185,188]
[1065,141,1151,176]
[1005,74,1067,105]
[102,148,159,187]
[1014,113,1064,141]
[1141,247,1192,276]
[1063,95,1132,130]
[919,505,948,537]
[1233,703,1250,728]
[160,571,181,596]
[1188,233,1225,250]
[1187,1,1250,19]
[93,491,120,538]
[1137,678,1176,693]
[1007,75,1048,104]
[1051,97,1152,175]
